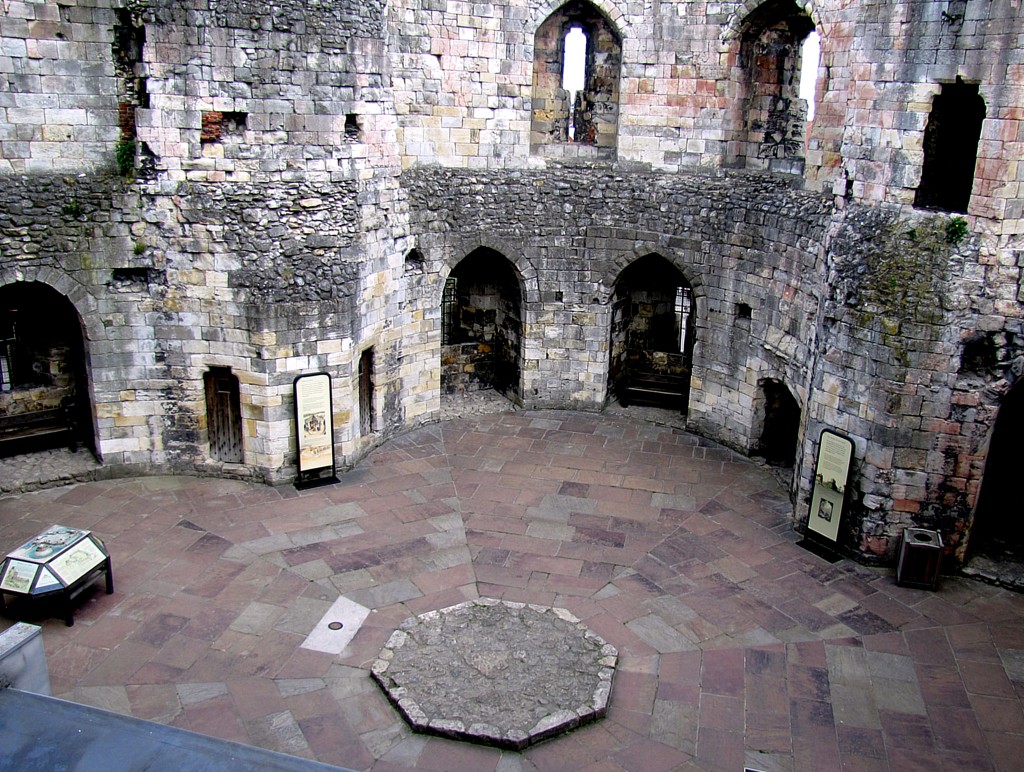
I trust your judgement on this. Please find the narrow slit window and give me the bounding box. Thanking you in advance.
[562,27,587,141]
[674,286,693,353]
[441,276,458,345]
[345,114,361,142]
[798,31,820,122]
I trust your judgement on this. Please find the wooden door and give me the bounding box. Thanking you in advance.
[205,368,243,463]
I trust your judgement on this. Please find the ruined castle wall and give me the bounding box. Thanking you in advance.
[2,0,1024,566]
[825,0,1024,220]
[129,0,408,478]
[0,173,155,464]
[0,0,124,173]
[386,0,745,170]
[805,203,1023,563]
[386,1,837,193]
[1,0,407,481]
[403,166,832,451]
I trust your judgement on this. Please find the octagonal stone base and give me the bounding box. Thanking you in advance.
[370,598,617,750]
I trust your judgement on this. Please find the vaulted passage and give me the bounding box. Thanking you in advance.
[0,281,94,456]
[441,249,523,403]
[609,254,694,413]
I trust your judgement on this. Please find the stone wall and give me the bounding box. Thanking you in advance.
[812,204,1012,562]
[441,342,494,394]
[1,0,1023,567]
[404,165,831,434]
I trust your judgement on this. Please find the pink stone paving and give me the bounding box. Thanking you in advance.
[2,410,1024,770]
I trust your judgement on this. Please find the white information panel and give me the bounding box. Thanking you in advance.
[294,372,337,488]
[806,429,855,544]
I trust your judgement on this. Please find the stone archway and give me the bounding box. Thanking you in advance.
[0,281,96,456]
[440,248,524,405]
[608,254,694,413]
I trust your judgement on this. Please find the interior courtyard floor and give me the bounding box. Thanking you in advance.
[2,408,1024,771]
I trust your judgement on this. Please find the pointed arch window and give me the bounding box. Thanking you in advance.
[531,1,621,160]
[733,0,816,175]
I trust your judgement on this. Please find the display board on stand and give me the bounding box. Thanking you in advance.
[294,372,338,490]
[800,429,855,562]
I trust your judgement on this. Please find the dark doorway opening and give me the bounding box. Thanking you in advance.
[756,379,800,467]
[914,78,986,214]
[440,249,523,404]
[609,254,694,413]
[204,367,242,463]
[0,281,94,456]
[969,379,1024,561]
[359,348,374,437]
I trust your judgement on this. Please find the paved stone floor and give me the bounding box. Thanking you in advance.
[2,408,1024,771]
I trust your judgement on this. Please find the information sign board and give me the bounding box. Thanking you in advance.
[806,429,855,544]
[294,372,337,488]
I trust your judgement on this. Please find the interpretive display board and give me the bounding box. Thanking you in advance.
[806,429,855,545]
[0,524,113,626]
[293,372,337,489]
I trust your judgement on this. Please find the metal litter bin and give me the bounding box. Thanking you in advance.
[896,527,943,590]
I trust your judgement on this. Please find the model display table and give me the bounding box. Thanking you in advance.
[0,525,113,626]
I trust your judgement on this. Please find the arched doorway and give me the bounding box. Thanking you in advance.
[0,281,95,455]
[608,254,694,413]
[440,248,524,404]
[969,379,1024,560]
[755,378,801,467]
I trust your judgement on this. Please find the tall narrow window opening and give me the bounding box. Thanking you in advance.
[733,0,816,174]
[914,78,986,214]
[441,276,458,345]
[799,31,820,123]
[562,27,587,141]
[674,286,693,353]
[358,348,374,437]
[531,1,621,159]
